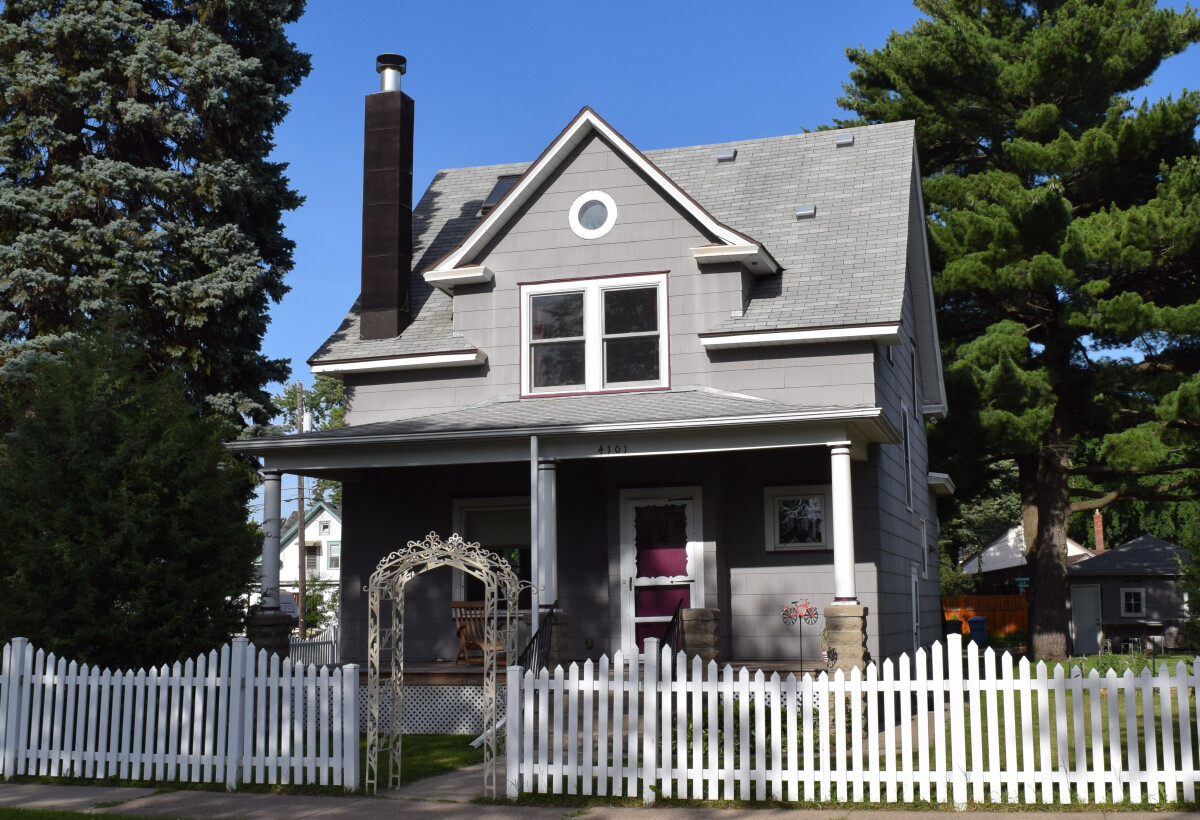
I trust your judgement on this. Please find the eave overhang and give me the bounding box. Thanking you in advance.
[690,243,781,275]
[699,324,901,350]
[310,349,486,376]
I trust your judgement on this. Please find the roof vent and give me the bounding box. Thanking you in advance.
[376,53,406,92]
[834,133,854,147]
[794,204,817,219]
[716,147,737,162]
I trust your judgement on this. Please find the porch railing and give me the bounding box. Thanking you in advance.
[661,600,685,656]
[517,601,557,674]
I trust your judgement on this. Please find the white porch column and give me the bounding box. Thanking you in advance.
[529,435,560,635]
[261,469,283,610]
[830,444,857,604]
[537,459,559,608]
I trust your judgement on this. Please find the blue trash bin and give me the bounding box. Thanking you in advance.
[967,615,988,646]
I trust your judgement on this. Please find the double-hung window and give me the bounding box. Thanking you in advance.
[522,273,668,395]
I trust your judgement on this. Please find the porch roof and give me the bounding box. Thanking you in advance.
[235,386,896,472]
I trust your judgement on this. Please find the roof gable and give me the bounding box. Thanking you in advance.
[424,107,778,279]
[280,500,342,545]
[1068,534,1189,577]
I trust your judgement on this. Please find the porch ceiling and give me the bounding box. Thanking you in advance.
[233,386,898,476]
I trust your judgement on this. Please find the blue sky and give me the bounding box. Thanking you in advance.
[264,0,1200,404]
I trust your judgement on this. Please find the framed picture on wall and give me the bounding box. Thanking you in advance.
[765,485,830,551]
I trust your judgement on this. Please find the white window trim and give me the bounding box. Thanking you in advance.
[318,520,331,536]
[327,541,341,570]
[1120,587,1146,618]
[451,496,531,600]
[921,517,930,581]
[901,401,914,512]
[568,190,618,239]
[520,273,669,397]
[764,484,831,552]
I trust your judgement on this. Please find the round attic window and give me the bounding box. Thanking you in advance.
[569,190,617,239]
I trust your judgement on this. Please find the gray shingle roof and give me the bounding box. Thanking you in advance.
[309,121,915,365]
[276,386,850,441]
[1067,534,1190,577]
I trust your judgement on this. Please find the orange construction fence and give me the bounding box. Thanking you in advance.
[941,594,1028,636]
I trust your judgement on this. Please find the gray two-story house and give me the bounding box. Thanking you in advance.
[239,56,949,669]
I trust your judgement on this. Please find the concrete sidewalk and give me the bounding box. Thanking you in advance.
[2,775,1196,819]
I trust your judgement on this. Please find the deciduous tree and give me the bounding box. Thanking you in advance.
[839,0,1200,658]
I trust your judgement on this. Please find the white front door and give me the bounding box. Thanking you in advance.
[619,488,703,653]
[1070,585,1103,654]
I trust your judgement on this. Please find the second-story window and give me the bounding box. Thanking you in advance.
[522,273,668,395]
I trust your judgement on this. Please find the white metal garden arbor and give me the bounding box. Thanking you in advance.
[366,532,527,797]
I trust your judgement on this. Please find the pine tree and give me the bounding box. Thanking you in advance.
[0,335,262,669]
[838,0,1200,658]
[0,0,310,427]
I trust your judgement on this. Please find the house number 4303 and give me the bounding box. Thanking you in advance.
[596,443,629,455]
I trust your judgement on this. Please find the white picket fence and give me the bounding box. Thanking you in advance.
[290,626,339,667]
[506,634,1200,805]
[0,637,359,790]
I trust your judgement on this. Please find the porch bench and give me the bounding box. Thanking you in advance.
[451,601,505,666]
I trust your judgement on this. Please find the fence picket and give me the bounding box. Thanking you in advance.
[722,663,734,800]
[567,662,579,796]
[1052,664,1069,804]
[1069,669,1086,803]
[579,661,591,796]
[1158,664,1176,803]
[595,655,609,797]
[866,662,880,802]
[817,671,831,801]
[551,664,564,795]
[785,673,798,801]
[932,640,947,804]
[966,641,984,803]
[1139,668,1157,803]
[769,671,782,801]
[983,648,1000,802]
[621,650,636,798]
[915,648,931,803]
[1123,668,1141,803]
[752,668,765,800]
[1176,661,1194,802]
[691,656,703,800]
[506,665,521,800]
[1001,651,1017,803]
[642,639,658,803]
[899,657,913,803]
[801,672,814,801]
[882,659,896,802]
[608,652,621,798]
[1088,671,1104,803]
[658,647,671,799]
[1104,670,1122,802]
[737,666,749,801]
[678,652,690,800]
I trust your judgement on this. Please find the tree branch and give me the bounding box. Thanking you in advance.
[1070,472,1200,513]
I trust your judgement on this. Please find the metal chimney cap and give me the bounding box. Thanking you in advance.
[376,53,407,74]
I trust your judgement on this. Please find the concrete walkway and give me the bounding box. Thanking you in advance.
[2,774,1196,819]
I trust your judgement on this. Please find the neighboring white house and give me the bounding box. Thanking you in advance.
[252,500,342,618]
[961,525,1092,575]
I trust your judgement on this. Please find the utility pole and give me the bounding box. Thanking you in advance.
[295,382,307,638]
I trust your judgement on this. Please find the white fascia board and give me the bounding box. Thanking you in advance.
[428,109,756,275]
[699,324,901,350]
[690,243,780,275]
[927,472,956,496]
[234,405,887,455]
[912,145,949,416]
[310,350,486,375]
[423,265,494,293]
